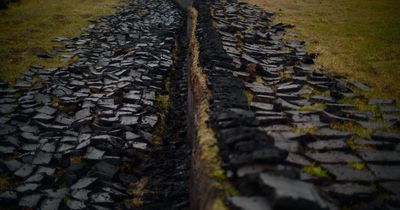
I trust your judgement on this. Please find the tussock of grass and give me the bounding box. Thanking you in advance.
[241,0,400,101]
[255,75,266,84]
[129,177,149,207]
[0,0,121,84]
[212,197,230,210]
[302,164,329,178]
[244,89,254,104]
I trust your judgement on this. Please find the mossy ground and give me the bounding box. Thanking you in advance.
[331,122,373,138]
[152,94,170,145]
[347,161,368,171]
[338,97,383,116]
[299,103,326,112]
[0,0,121,84]
[241,0,400,101]
[293,125,318,134]
[302,164,330,178]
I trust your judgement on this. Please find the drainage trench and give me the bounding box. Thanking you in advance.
[140,1,193,210]
[141,1,224,210]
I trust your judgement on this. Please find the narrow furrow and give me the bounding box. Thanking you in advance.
[140,13,191,210]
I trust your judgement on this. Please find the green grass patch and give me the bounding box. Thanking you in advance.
[302,164,330,178]
[281,71,293,81]
[347,161,368,171]
[156,95,169,111]
[338,97,382,116]
[331,122,372,138]
[346,137,374,151]
[299,103,326,112]
[294,126,318,134]
[0,0,121,84]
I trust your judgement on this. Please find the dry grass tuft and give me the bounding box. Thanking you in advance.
[129,177,149,207]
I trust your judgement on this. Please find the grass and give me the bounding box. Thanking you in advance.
[151,37,179,145]
[302,164,330,178]
[0,0,121,84]
[299,103,326,111]
[330,122,374,138]
[347,161,368,171]
[294,125,318,134]
[338,97,382,115]
[151,63,174,145]
[152,93,170,145]
[129,177,149,207]
[331,121,373,138]
[240,0,400,101]
[346,137,373,151]
[244,89,254,104]
[211,197,230,210]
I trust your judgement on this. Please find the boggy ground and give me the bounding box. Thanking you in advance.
[0,0,191,209]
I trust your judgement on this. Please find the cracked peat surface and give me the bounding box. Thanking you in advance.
[1,0,400,210]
